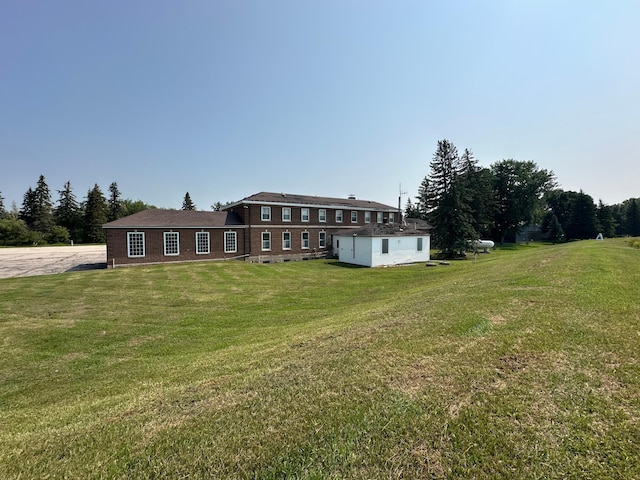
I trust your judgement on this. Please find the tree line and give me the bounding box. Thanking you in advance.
[406,139,640,256]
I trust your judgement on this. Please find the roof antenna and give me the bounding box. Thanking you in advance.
[398,183,407,223]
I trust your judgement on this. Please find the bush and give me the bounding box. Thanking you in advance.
[0,218,31,246]
[46,225,70,244]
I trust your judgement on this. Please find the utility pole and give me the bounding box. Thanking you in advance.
[398,183,407,223]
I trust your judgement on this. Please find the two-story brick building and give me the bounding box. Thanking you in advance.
[103,192,400,267]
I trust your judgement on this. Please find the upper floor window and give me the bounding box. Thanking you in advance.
[302,231,310,249]
[261,231,271,251]
[377,211,383,223]
[319,209,327,222]
[196,231,210,254]
[364,211,371,223]
[164,232,179,256]
[351,211,358,223]
[301,208,310,222]
[224,231,237,253]
[336,210,343,223]
[389,212,395,223]
[261,206,271,221]
[282,207,291,222]
[127,232,145,258]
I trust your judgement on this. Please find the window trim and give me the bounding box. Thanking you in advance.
[389,212,395,223]
[163,231,180,256]
[127,232,145,258]
[261,206,271,221]
[282,207,291,222]
[319,209,327,222]
[377,211,383,223]
[351,211,358,223]
[224,231,237,253]
[364,211,371,223]
[196,231,210,255]
[417,237,423,252]
[282,231,292,250]
[381,238,389,254]
[301,231,310,249]
[336,210,343,223]
[301,208,310,222]
[319,231,326,248]
[261,231,271,251]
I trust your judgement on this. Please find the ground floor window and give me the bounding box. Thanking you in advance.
[196,232,210,254]
[127,232,145,257]
[283,231,291,250]
[302,231,310,249]
[262,231,271,251]
[417,237,423,252]
[319,231,326,248]
[164,232,180,256]
[382,238,389,254]
[224,231,237,253]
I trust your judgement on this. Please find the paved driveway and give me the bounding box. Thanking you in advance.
[0,245,107,279]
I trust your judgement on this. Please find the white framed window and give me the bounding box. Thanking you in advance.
[224,231,237,253]
[319,209,327,222]
[261,231,271,251]
[365,211,371,223]
[417,237,423,252]
[196,231,210,254]
[282,207,291,222]
[164,232,179,256]
[127,232,145,258]
[282,231,291,250]
[377,212,383,223]
[319,231,326,248]
[336,210,343,223]
[301,208,310,222]
[302,231,310,249]
[261,206,271,221]
[351,211,358,223]
[389,212,395,223]
[382,238,389,254]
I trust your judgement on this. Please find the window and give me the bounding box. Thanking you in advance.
[164,232,179,256]
[417,237,423,252]
[282,207,291,222]
[336,210,343,222]
[351,211,358,223]
[301,208,310,222]
[261,206,271,221]
[389,212,395,223]
[319,231,326,248]
[127,232,145,258]
[382,238,389,254]
[261,231,271,251]
[365,211,371,223]
[377,212,383,223]
[319,209,327,222]
[282,231,291,250]
[302,231,310,249]
[196,232,210,254]
[224,231,237,253]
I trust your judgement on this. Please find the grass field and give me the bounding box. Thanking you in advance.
[1,239,639,479]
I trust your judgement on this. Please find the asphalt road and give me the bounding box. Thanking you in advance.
[0,245,107,279]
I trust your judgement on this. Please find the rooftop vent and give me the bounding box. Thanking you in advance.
[347,194,356,200]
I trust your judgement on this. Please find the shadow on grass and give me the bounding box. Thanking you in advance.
[66,263,107,272]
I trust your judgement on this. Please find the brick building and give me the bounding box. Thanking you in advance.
[103,192,400,267]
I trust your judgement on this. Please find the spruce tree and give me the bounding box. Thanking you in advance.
[32,175,54,234]
[625,198,640,236]
[182,192,195,211]
[596,200,616,238]
[84,184,107,243]
[0,191,7,219]
[108,182,124,221]
[55,181,82,241]
[19,187,36,229]
[415,176,430,220]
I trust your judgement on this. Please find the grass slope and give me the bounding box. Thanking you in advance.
[1,239,639,479]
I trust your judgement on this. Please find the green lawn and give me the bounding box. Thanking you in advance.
[1,239,639,479]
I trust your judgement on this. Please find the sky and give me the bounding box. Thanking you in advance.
[1,0,639,212]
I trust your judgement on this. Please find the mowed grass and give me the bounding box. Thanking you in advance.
[1,240,639,479]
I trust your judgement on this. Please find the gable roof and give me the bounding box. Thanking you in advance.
[334,223,427,237]
[223,192,397,211]
[103,209,244,229]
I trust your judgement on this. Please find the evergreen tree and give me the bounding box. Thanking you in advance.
[182,192,196,211]
[55,181,82,241]
[84,184,107,243]
[19,187,36,229]
[108,182,124,221]
[566,190,598,240]
[32,175,54,233]
[596,200,616,238]
[546,212,565,243]
[404,198,419,219]
[415,176,430,220]
[0,191,8,219]
[458,149,495,238]
[625,198,640,236]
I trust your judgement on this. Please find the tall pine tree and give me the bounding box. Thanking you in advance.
[32,175,54,233]
[55,181,82,241]
[182,192,196,211]
[84,184,107,243]
[108,182,124,221]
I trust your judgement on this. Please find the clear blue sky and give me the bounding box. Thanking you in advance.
[1,0,639,211]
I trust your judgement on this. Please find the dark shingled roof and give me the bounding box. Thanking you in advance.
[103,209,244,229]
[224,192,397,211]
[335,223,425,237]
